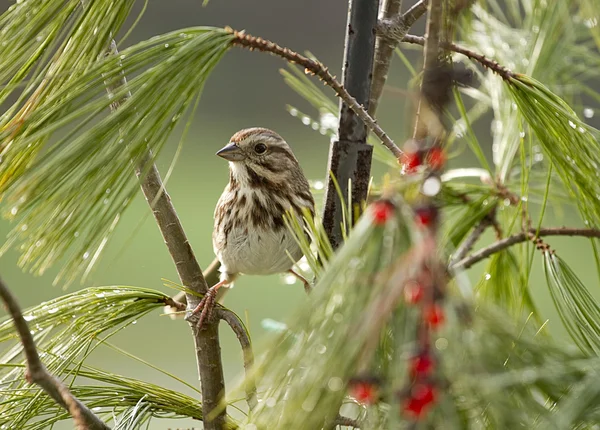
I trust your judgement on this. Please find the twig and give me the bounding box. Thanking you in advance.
[451,217,492,264]
[330,414,361,428]
[0,277,110,430]
[370,0,429,116]
[229,28,403,160]
[216,308,258,410]
[401,34,516,80]
[103,40,227,429]
[452,227,600,270]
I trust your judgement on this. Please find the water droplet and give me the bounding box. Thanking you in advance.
[316,344,327,354]
[422,176,441,196]
[312,180,324,190]
[534,153,543,162]
[311,122,319,130]
[95,293,105,298]
[83,252,90,260]
[485,273,491,280]
[10,207,17,215]
[266,397,277,407]
[301,396,317,412]
[584,108,595,118]
[30,330,35,335]
[172,113,181,122]
[74,231,80,237]
[48,308,58,314]
[503,198,511,206]
[282,273,296,285]
[132,320,137,325]
[92,407,102,412]
[93,27,98,36]
[435,337,448,350]
[519,131,525,138]
[319,112,337,130]
[20,224,28,231]
[568,120,576,129]
[23,315,35,321]
[164,43,170,48]
[289,108,298,117]
[585,17,598,28]
[120,54,126,60]
[532,25,540,33]
[301,116,311,125]
[328,377,343,391]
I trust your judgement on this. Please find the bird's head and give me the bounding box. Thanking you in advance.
[216,128,301,183]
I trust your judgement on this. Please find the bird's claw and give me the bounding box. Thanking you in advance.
[191,287,218,329]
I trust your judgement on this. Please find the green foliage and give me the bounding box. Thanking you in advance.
[243,202,414,429]
[0,8,233,285]
[0,286,239,429]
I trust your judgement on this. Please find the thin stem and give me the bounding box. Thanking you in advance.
[451,217,492,264]
[229,28,403,159]
[0,277,110,430]
[330,414,361,428]
[452,227,600,270]
[401,34,516,80]
[370,0,429,116]
[217,309,258,410]
[103,40,227,430]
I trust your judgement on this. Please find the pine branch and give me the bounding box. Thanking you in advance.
[229,28,402,160]
[370,0,429,116]
[452,228,600,270]
[103,40,227,429]
[401,34,516,80]
[0,277,110,430]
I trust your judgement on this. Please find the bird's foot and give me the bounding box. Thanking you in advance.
[289,269,312,294]
[191,280,227,329]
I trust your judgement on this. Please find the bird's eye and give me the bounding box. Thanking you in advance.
[254,143,267,154]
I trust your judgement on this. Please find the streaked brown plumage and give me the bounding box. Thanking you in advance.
[192,127,315,326]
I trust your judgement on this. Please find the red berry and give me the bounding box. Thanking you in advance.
[401,152,421,174]
[410,353,434,376]
[372,201,394,225]
[404,384,436,418]
[427,147,446,170]
[425,304,445,328]
[349,380,378,404]
[415,207,436,226]
[404,281,424,304]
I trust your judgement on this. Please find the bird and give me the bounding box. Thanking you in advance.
[191,127,315,327]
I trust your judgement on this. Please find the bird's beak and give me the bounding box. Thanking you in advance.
[216,142,246,162]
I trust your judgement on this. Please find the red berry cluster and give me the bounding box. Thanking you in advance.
[371,199,395,225]
[348,376,381,405]
[400,145,446,175]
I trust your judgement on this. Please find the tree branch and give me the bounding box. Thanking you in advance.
[217,308,258,410]
[452,227,600,270]
[370,0,429,116]
[321,0,379,249]
[0,277,110,430]
[401,34,516,80]
[103,40,227,430]
[229,28,402,160]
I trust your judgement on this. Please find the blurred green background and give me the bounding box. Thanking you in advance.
[1,0,598,428]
